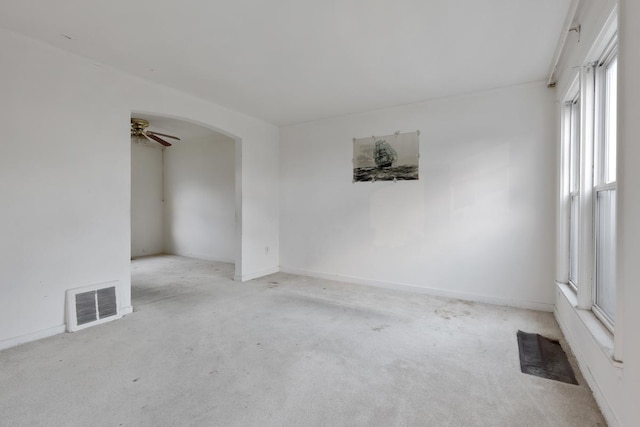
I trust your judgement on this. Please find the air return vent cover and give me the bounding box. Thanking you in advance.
[66,282,122,332]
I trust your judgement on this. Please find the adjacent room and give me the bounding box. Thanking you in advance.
[131,115,237,265]
[1,1,638,426]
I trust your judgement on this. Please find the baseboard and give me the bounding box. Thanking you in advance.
[1,304,134,352]
[280,266,554,312]
[234,266,280,282]
[0,324,66,351]
[554,283,621,427]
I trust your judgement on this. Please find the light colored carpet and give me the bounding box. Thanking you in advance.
[0,255,606,426]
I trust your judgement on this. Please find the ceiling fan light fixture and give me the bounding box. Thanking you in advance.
[131,118,149,135]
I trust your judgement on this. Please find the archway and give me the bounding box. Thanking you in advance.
[129,112,243,307]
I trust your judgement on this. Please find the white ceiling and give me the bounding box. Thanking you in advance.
[0,0,571,126]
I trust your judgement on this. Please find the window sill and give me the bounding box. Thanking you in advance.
[556,282,623,369]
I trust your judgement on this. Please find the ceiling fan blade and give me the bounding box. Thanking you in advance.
[144,133,171,147]
[147,131,180,141]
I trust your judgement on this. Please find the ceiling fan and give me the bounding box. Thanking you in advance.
[131,118,180,147]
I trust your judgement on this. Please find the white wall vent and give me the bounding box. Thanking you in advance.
[66,281,122,332]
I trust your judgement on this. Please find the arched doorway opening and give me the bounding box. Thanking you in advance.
[129,112,242,309]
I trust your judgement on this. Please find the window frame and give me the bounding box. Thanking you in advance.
[592,41,618,332]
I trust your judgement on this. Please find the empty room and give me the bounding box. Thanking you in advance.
[1,1,638,426]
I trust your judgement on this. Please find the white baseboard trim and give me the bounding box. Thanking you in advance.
[120,305,133,315]
[280,266,554,312]
[554,283,621,427]
[234,266,280,282]
[0,324,66,351]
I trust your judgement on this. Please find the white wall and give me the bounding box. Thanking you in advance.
[164,135,235,263]
[280,82,557,310]
[617,3,640,425]
[131,142,164,257]
[0,29,279,348]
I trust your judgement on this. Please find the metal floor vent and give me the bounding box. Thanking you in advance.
[66,282,121,332]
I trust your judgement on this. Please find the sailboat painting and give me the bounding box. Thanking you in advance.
[353,131,419,182]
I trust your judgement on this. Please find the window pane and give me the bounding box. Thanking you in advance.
[569,100,581,192]
[569,194,579,286]
[604,57,617,183]
[595,189,616,322]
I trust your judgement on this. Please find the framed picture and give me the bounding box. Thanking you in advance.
[353,131,419,182]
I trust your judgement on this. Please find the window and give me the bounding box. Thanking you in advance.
[567,96,580,289]
[593,48,617,329]
[560,35,617,332]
